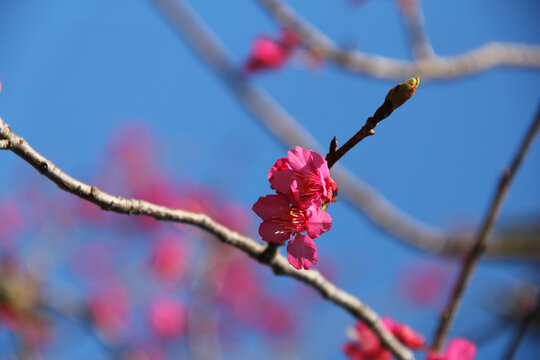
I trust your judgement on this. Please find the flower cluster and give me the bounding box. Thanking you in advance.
[427,338,476,360]
[344,317,476,360]
[252,146,337,270]
[343,317,425,360]
[244,27,300,73]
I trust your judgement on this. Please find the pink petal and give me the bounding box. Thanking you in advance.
[149,298,186,338]
[268,157,290,181]
[446,338,476,360]
[280,27,300,49]
[269,169,296,195]
[377,350,393,360]
[259,221,292,243]
[286,234,318,270]
[393,322,425,350]
[343,342,365,360]
[287,146,313,172]
[381,317,395,331]
[309,150,330,178]
[353,322,382,357]
[305,207,332,239]
[252,194,290,220]
[426,352,447,360]
[252,37,285,66]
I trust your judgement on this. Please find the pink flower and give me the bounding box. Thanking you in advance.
[244,28,300,73]
[286,234,318,270]
[0,201,23,249]
[254,146,337,269]
[427,338,476,360]
[343,320,391,360]
[150,235,188,283]
[148,298,186,339]
[88,285,130,337]
[269,146,337,208]
[252,194,332,243]
[383,317,425,350]
[343,317,424,360]
[252,193,331,269]
[245,36,288,72]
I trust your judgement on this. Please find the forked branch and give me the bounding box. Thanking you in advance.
[147,0,540,259]
[432,106,540,351]
[255,0,540,80]
[0,117,414,360]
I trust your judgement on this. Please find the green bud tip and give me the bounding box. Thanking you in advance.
[385,75,421,109]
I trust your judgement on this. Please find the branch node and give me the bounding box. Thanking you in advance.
[258,243,281,263]
[39,161,49,173]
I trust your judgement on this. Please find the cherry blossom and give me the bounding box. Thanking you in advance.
[269,146,338,208]
[148,298,186,339]
[382,317,425,350]
[244,28,300,73]
[150,235,188,283]
[252,193,332,244]
[343,317,425,360]
[427,338,476,360]
[88,284,130,338]
[254,146,336,269]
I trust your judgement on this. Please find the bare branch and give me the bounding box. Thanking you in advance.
[503,293,540,360]
[398,0,434,60]
[326,77,419,168]
[0,117,414,360]
[432,106,540,351]
[255,0,540,80]
[146,0,540,259]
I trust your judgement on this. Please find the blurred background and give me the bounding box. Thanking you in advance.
[0,0,539,359]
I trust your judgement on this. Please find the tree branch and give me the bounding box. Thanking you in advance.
[326,76,419,168]
[432,106,540,351]
[503,293,540,360]
[146,0,540,259]
[0,117,414,360]
[398,0,434,60]
[255,0,540,80]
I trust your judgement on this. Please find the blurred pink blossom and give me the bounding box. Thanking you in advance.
[244,28,300,73]
[148,297,186,339]
[343,317,424,360]
[0,201,23,248]
[88,284,130,337]
[427,338,476,360]
[150,234,188,283]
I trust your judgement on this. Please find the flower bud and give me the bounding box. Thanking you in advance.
[385,76,420,110]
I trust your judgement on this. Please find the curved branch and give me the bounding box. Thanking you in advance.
[432,106,540,351]
[398,0,434,60]
[255,0,540,80]
[503,292,540,360]
[147,0,540,259]
[0,117,414,360]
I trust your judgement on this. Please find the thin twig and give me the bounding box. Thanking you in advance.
[326,116,376,169]
[255,0,540,79]
[502,293,540,360]
[325,75,419,168]
[0,117,414,360]
[145,0,540,259]
[432,106,540,351]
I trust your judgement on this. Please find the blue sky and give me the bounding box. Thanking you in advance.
[0,0,539,359]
